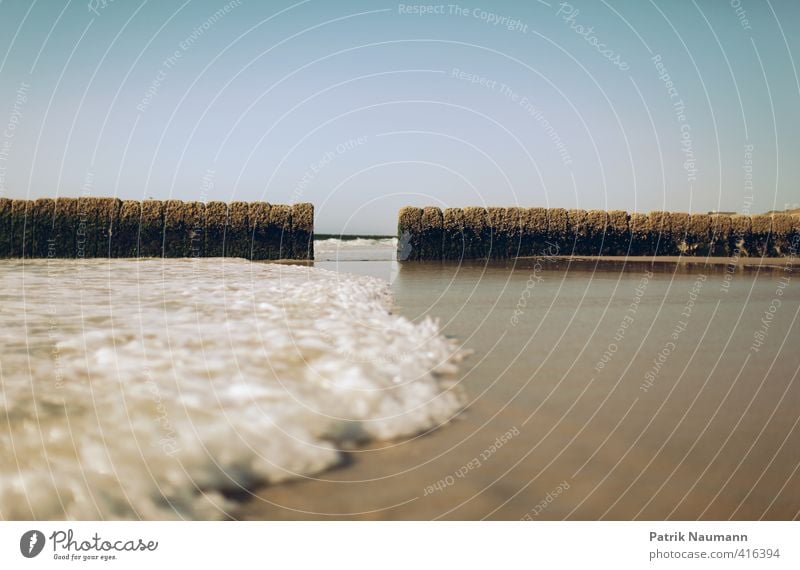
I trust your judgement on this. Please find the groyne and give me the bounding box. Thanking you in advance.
[0,198,314,260]
[398,207,799,260]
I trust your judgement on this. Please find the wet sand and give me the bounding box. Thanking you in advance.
[238,250,800,520]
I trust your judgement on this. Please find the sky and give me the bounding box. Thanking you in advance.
[0,0,798,234]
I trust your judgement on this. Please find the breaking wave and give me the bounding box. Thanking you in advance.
[0,259,463,519]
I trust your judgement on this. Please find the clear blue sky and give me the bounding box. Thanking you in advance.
[0,0,797,234]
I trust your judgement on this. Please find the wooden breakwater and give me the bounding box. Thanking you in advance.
[397,207,800,261]
[0,198,314,260]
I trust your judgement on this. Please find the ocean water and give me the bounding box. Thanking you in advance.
[248,246,800,520]
[0,258,464,520]
[4,240,798,521]
[314,237,399,283]
[315,237,397,261]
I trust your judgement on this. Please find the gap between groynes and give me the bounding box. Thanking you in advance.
[397,206,800,261]
[0,198,313,260]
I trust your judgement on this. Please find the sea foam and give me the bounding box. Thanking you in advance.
[0,259,463,519]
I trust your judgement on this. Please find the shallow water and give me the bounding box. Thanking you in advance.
[248,244,800,520]
[0,258,463,519]
[3,241,799,520]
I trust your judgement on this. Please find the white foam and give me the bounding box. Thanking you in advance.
[315,237,396,249]
[314,237,397,262]
[0,259,464,519]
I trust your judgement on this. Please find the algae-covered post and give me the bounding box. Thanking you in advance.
[163,200,186,258]
[10,200,32,258]
[420,207,444,260]
[31,198,55,258]
[397,205,797,260]
[76,197,120,258]
[748,215,772,257]
[226,201,250,259]
[53,198,79,258]
[524,207,548,256]
[139,200,165,257]
[248,202,271,260]
[670,212,690,255]
[607,210,630,255]
[566,209,588,255]
[204,201,227,258]
[397,207,423,261]
[0,197,312,260]
[487,207,505,259]
[463,207,490,259]
[96,198,121,258]
[505,207,525,258]
[547,208,568,255]
[164,200,205,258]
[442,207,465,260]
[268,204,292,260]
[629,213,650,256]
[114,200,142,258]
[291,203,314,261]
[729,215,752,257]
[792,216,800,254]
[585,210,609,255]
[648,211,672,256]
[686,214,711,256]
[710,214,732,257]
[0,198,11,258]
[770,214,795,256]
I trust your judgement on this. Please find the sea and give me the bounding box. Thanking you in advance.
[2,237,799,520]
